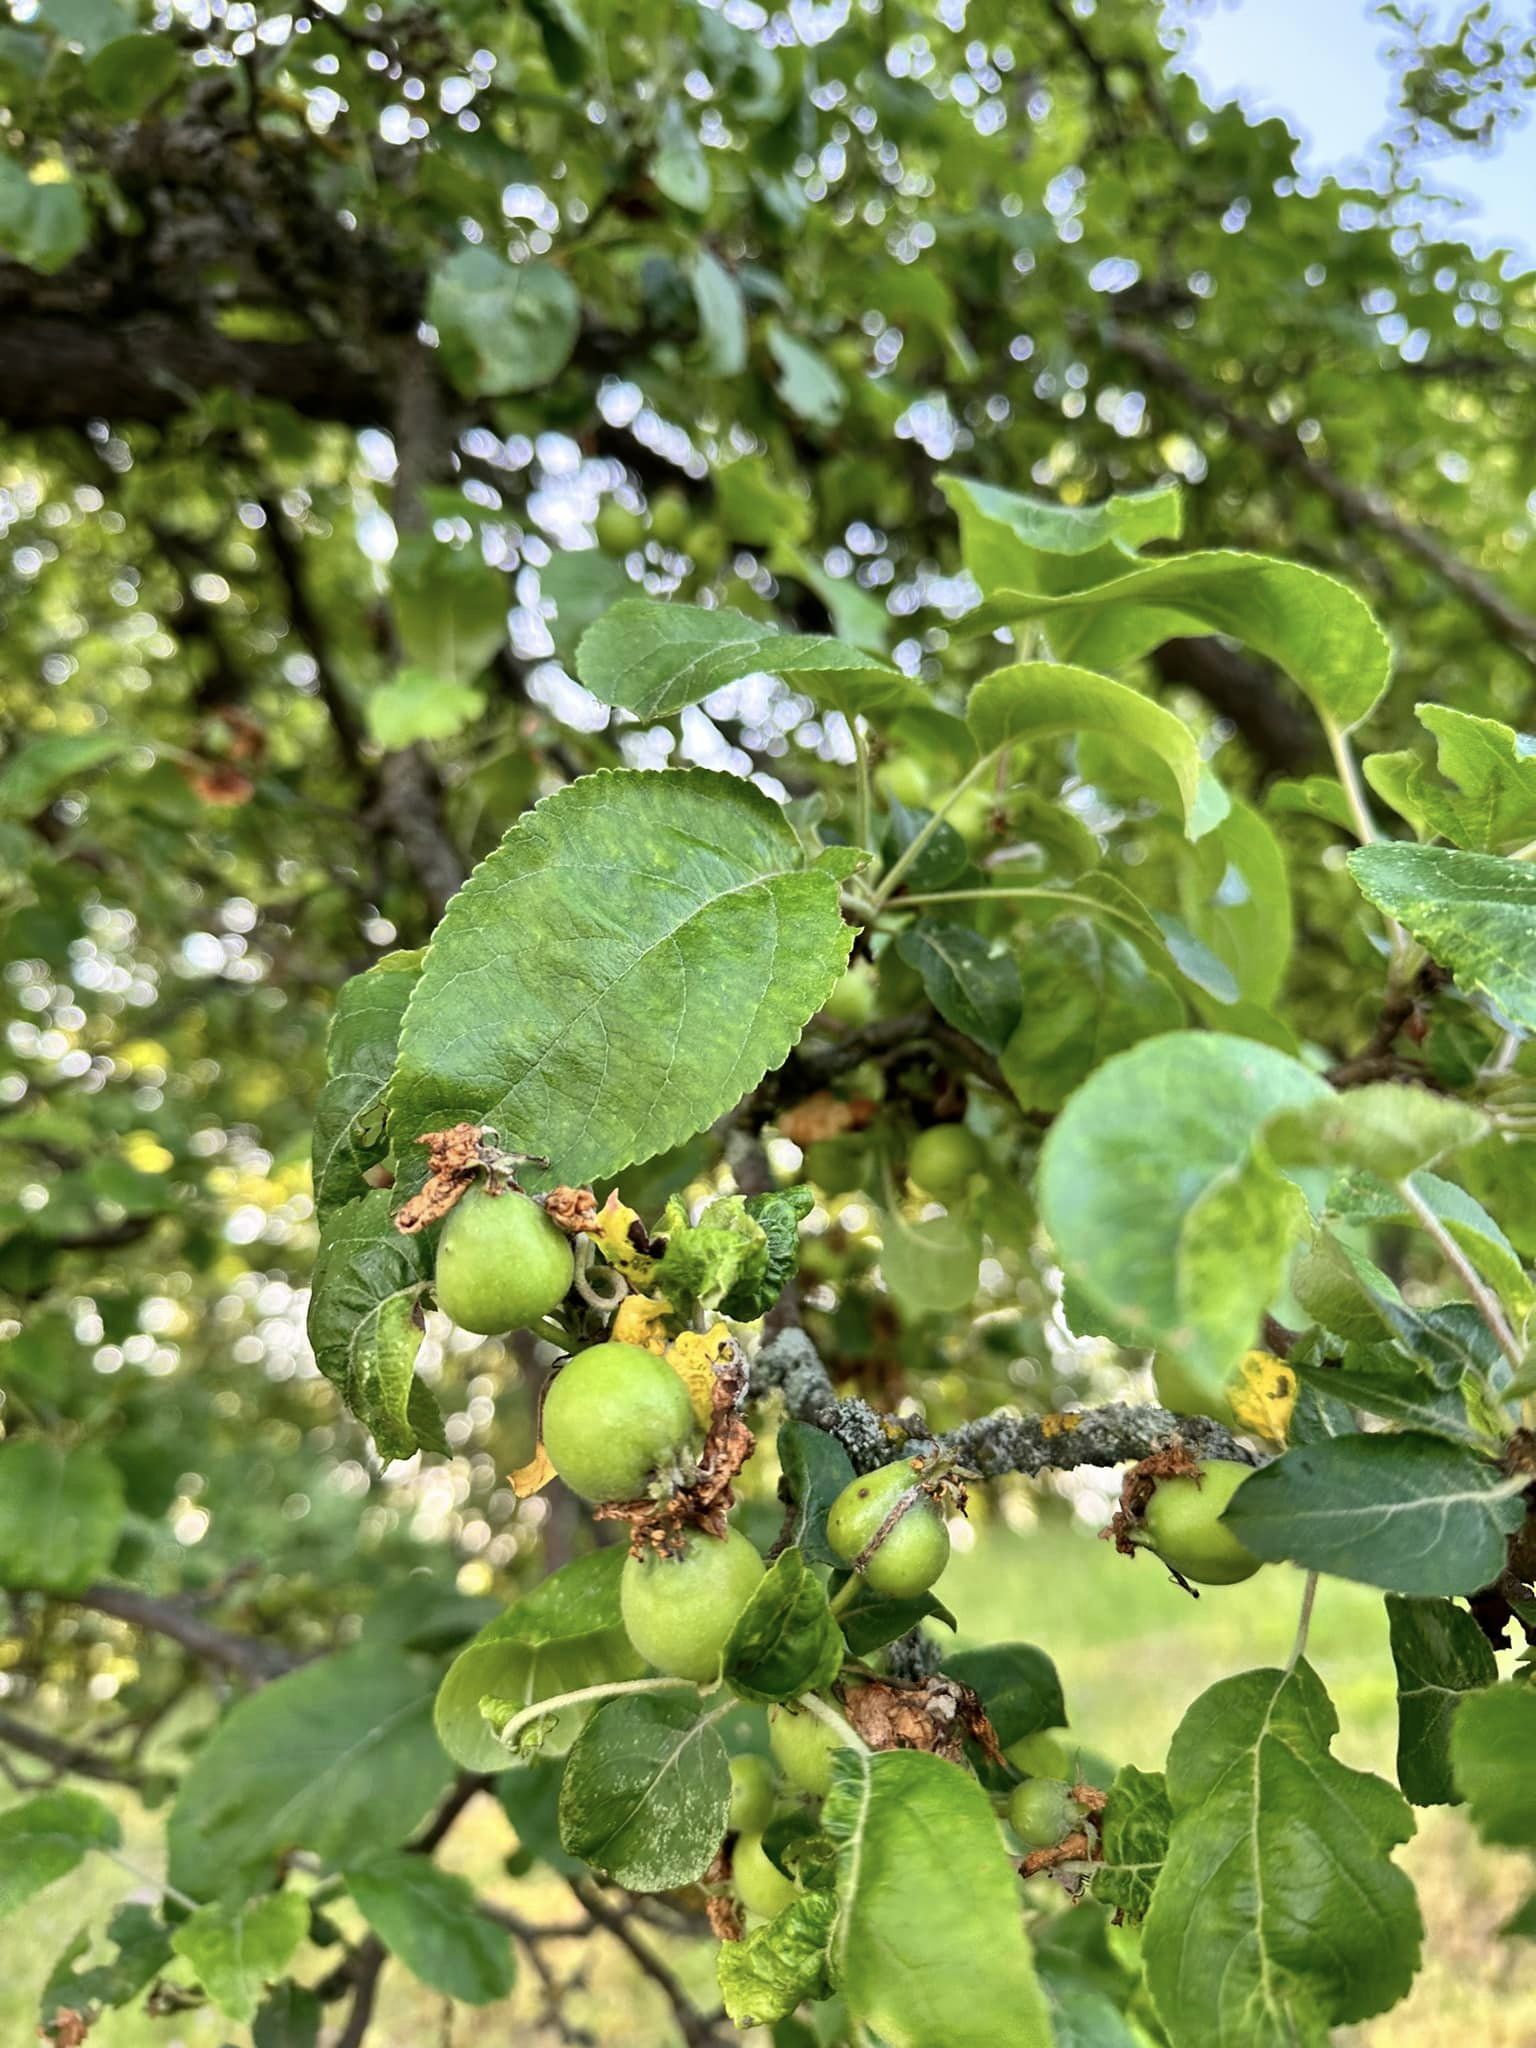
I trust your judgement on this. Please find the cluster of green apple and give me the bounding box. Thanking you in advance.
[595,491,729,584]
[428,1181,957,1689]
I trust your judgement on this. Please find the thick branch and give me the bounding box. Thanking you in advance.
[76,1582,298,1683]
[0,1710,145,1786]
[1107,321,1536,661]
[752,1327,1257,1477]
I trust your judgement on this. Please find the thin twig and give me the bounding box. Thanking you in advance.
[569,1879,726,2048]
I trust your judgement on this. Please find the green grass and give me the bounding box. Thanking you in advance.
[5,1517,1534,2044]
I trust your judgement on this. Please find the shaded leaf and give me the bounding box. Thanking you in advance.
[434,1549,641,1772]
[0,1439,125,1595]
[576,599,921,725]
[306,1191,435,1461]
[1386,1594,1497,1806]
[1003,916,1182,1112]
[1221,1433,1525,1594]
[0,1791,119,1919]
[896,919,1023,1054]
[346,1853,514,2004]
[167,1646,452,1898]
[311,951,422,1223]
[723,1547,845,1704]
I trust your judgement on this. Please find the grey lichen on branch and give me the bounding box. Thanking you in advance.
[751,1327,1257,1479]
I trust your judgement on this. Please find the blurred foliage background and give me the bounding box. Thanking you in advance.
[3,0,1536,2037]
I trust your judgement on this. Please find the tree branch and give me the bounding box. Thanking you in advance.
[1106,321,1536,660]
[76,1582,299,1683]
[0,1710,146,1787]
[752,1327,1257,1477]
[568,1880,726,2048]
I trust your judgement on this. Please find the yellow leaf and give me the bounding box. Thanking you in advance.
[510,1444,557,1498]
[611,1293,674,1354]
[1229,1350,1297,1445]
[665,1323,736,1429]
[592,1190,657,1287]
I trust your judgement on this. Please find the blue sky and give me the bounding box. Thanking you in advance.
[1167,0,1536,267]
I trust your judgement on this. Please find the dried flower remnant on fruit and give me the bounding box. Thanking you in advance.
[1104,1443,1201,1558]
[595,1336,755,1555]
[841,1674,1004,1766]
[545,1183,599,1234]
[705,1846,743,1942]
[394,1122,492,1233]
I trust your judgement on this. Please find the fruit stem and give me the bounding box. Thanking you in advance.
[103,1845,199,1914]
[827,1574,862,1618]
[867,746,1001,912]
[1397,1172,1522,1369]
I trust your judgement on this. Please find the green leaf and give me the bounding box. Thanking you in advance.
[575,599,920,725]
[1262,1084,1488,1182]
[967,661,1225,841]
[651,98,711,211]
[41,1904,171,2029]
[392,768,856,1192]
[541,549,632,663]
[170,1892,308,2024]
[434,1549,640,1772]
[1093,1766,1169,1922]
[345,1854,514,2004]
[1450,1681,1536,1846]
[938,475,1183,597]
[775,1422,856,1569]
[895,921,1022,1054]
[722,1547,845,1704]
[39,0,129,54]
[766,324,845,427]
[1287,1356,1485,1447]
[428,248,580,398]
[972,552,1390,735]
[1178,796,1293,1008]
[1220,1433,1526,1593]
[306,1191,435,1461]
[85,32,179,115]
[690,249,748,375]
[1038,1032,1329,1397]
[943,1643,1064,1748]
[312,951,422,1222]
[1003,917,1182,1112]
[1364,704,1536,853]
[392,536,508,686]
[365,673,485,750]
[167,1646,452,1898]
[557,1694,730,1891]
[0,157,88,273]
[826,1577,956,1655]
[1385,1594,1497,1806]
[649,1191,767,1315]
[878,1201,980,1316]
[824,1747,1053,2048]
[253,1980,323,2048]
[0,1791,119,1919]
[0,732,128,817]
[1326,1168,1532,1316]
[719,1184,814,1322]
[1350,844,1536,1030]
[717,1892,837,2027]
[0,1439,125,1595]
[1143,1662,1420,2047]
